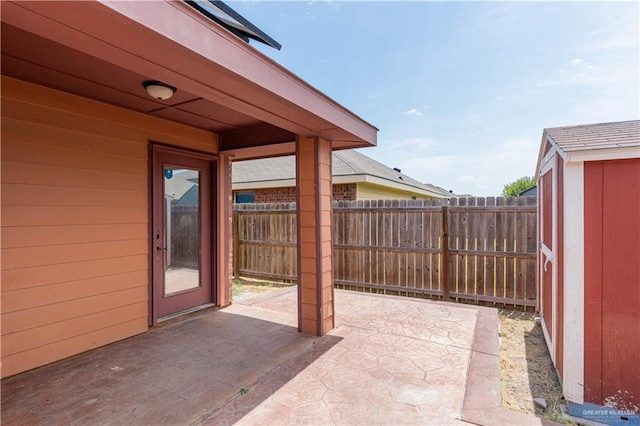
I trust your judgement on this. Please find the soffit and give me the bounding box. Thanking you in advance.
[0,1,377,153]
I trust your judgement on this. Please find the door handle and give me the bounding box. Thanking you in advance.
[540,244,553,271]
[157,246,167,251]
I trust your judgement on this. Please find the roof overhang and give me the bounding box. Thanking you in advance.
[0,1,377,156]
[233,173,446,198]
[536,130,640,176]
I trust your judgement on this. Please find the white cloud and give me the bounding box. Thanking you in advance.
[458,175,491,183]
[404,108,423,118]
[567,58,584,66]
[374,136,540,196]
[382,136,437,151]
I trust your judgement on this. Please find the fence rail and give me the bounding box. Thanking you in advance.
[233,197,537,310]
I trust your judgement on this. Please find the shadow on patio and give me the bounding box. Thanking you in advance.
[1,300,335,425]
[2,288,549,425]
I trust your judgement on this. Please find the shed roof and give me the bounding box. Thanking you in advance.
[545,120,640,153]
[537,120,640,175]
[232,149,452,198]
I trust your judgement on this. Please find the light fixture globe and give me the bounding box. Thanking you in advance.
[143,80,176,101]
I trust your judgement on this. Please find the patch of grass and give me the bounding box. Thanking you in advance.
[232,277,295,301]
[232,279,244,297]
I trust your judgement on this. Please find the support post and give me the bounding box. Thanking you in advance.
[296,136,334,336]
[232,209,240,280]
[216,154,233,307]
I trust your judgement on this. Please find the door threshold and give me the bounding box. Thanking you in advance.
[157,303,215,323]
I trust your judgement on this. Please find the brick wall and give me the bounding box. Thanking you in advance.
[254,187,297,203]
[240,183,357,203]
[332,183,357,200]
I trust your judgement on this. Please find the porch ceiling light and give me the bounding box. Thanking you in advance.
[143,80,176,100]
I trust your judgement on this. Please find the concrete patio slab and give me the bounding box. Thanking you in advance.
[209,289,476,425]
[1,288,549,425]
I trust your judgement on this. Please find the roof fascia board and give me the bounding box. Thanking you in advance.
[0,1,308,136]
[232,173,444,197]
[233,179,296,190]
[566,146,640,163]
[361,175,444,197]
[224,142,296,160]
[336,174,445,197]
[102,1,377,145]
[2,1,376,146]
[535,133,566,176]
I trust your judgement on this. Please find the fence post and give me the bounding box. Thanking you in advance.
[232,209,240,280]
[441,205,450,301]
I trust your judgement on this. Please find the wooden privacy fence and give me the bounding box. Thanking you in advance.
[233,197,537,309]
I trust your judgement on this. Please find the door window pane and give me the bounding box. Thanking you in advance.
[164,168,201,295]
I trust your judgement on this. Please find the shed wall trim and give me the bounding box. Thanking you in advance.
[567,146,640,163]
[563,161,585,404]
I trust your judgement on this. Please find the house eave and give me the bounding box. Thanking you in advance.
[232,173,447,198]
[1,0,377,149]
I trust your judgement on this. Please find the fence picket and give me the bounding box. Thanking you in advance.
[232,196,537,310]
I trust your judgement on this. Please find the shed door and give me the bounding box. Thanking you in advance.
[152,146,215,321]
[539,164,555,356]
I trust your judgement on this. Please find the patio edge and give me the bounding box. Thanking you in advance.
[460,306,559,426]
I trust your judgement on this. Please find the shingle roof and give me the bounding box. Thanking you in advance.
[545,120,640,153]
[232,149,452,197]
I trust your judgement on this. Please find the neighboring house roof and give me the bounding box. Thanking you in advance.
[165,170,199,200]
[232,149,452,198]
[517,186,537,197]
[537,120,640,174]
[176,185,199,206]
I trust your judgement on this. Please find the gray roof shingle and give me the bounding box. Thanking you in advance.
[545,120,640,153]
[232,149,451,197]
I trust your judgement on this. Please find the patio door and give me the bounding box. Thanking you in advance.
[152,146,214,321]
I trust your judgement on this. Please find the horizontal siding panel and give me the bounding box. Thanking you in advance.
[3,97,165,147]
[2,206,147,227]
[2,270,148,313]
[1,162,148,191]
[2,239,148,270]
[2,184,146,208]
[1,318,147,379]
[2,285,148,335]
[1,117,148,158]
[3,139,147,175]
[2,254,147,292]
[3,301,148,357]
[1,224,147,248]
[0,77,227,378]
[2,89,218,154]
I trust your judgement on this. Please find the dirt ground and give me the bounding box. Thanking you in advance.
[232,277,294,303]
[233,280,565,422]
[498,310,566,422]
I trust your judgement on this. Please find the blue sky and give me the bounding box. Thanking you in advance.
[236,1,639,196]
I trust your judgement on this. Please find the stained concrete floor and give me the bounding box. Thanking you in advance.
[1,288,548,425]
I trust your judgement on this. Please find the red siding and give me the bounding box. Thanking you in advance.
[584,159,640,410]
